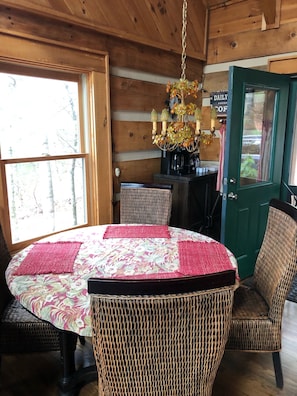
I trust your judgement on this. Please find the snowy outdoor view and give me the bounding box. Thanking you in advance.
[0,73,87,243]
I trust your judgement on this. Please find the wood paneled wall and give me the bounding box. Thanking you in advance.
[203,0,297,142]
[207,0,297,65]
[2,0,297,223]
[0,2,206,222]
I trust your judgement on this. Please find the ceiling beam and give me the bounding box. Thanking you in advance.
[261,0,276,25]
[260,0,281,30]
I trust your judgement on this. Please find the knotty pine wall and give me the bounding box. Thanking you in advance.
[207,0,297,65]
[203,0,297,102]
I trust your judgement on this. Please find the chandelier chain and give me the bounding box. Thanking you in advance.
[151,0,217,153]
[181,0,187,81]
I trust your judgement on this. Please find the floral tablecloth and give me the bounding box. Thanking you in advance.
[6,225,237,337]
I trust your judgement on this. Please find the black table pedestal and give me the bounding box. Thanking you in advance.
[58,331,97,396]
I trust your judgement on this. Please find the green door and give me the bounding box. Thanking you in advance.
[221,66,290,279]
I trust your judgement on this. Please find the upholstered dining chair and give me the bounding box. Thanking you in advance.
[120,182,173,225]
[88,271,236,396]
[0,224,61,375]
[225,198,297,389]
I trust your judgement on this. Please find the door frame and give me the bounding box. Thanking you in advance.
[281,77,297,202]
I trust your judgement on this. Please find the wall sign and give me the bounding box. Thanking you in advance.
[210,91,228,117]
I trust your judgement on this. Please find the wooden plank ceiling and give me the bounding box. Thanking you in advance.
[0,0,282,60]
[0,0,207,60]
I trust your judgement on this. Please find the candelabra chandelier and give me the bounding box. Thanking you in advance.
[151,0,216,153]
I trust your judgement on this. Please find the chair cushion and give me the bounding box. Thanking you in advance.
[232,284,269,319]
[226,284,281,351]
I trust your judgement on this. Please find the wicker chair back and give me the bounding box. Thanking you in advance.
[0,225,13,315]
[226,198,297,389]
[0,224,61,358]
[88,274,235,396]
[120,182,172,225]
[253,199,297,318]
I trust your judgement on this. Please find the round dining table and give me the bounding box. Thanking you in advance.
[6,224,238,395]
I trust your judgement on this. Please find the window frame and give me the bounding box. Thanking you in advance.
[0,34,113,253]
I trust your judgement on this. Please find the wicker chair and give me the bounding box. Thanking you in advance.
[88,271,236,396]
[226,198,297,389]
[120,182,173,225]
[0,224,61,374]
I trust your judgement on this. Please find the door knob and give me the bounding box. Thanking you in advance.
[228,192,238,200]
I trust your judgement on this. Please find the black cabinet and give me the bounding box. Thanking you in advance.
[154,172,222,241]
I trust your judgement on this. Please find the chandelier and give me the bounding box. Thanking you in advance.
[151,0,217,153]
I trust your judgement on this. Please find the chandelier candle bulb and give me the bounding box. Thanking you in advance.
[161,108,169,134]
[196,121,201,134]
[195,108,202,134]
[151,109,158,134]
[210,107,217,131]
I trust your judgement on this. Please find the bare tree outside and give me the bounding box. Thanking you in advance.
[0,72,87,243]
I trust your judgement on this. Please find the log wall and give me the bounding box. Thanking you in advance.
[0,1,207,222]
[1,0,297,222]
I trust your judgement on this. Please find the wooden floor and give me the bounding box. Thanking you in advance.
[1,300,297,395]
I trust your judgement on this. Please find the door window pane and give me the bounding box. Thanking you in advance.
[240,87,276,186]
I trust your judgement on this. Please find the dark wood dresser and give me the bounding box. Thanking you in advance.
[154,171,222,241]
